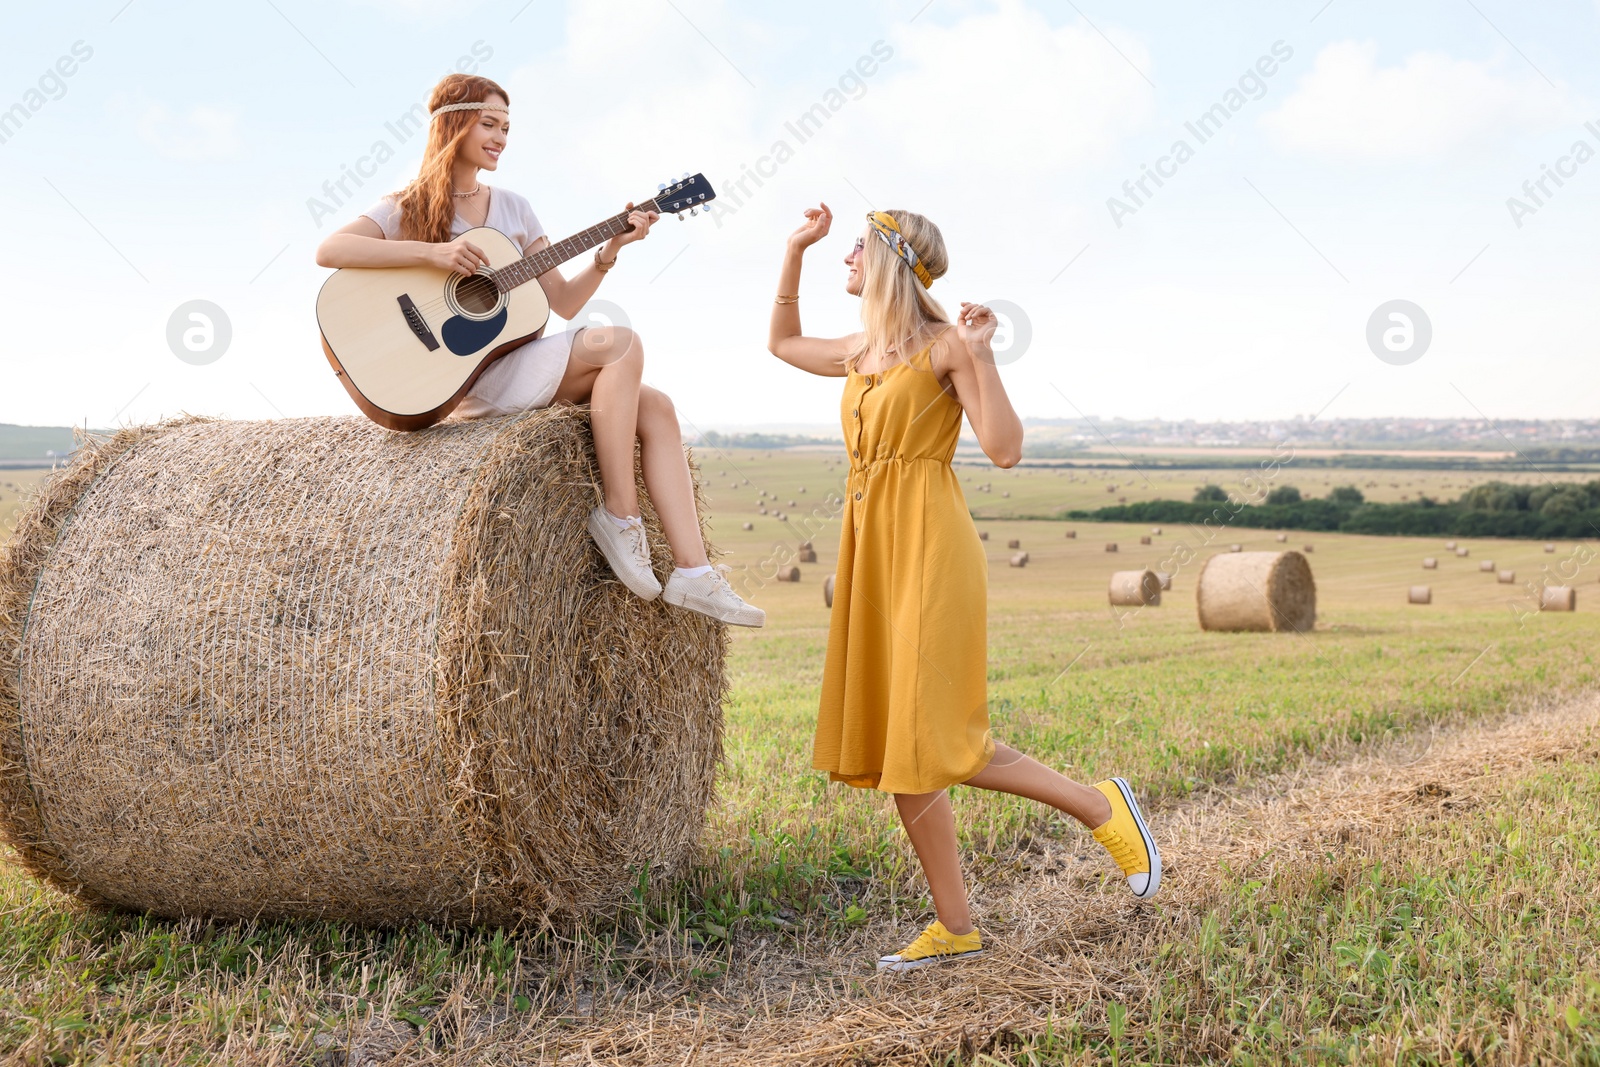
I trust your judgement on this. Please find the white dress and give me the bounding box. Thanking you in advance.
[360,185,582,416]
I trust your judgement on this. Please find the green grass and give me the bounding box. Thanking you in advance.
[2,450,1598,1064]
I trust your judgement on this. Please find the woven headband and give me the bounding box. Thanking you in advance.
[865,210,933,289]
[429,100,510,122]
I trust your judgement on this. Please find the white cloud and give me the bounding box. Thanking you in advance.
[1260,40,1579,160]
[134,102,242,162]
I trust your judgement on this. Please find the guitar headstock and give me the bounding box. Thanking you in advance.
[648,172,717,218]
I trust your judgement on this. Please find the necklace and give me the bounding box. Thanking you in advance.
[451,183,481,199]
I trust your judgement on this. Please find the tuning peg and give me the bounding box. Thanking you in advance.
[689,207,697,216]
[659,183,668,191]
[681,171,690,179]
[677,212,686,221]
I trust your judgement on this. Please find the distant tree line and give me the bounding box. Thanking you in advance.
[1065,480,1600,539]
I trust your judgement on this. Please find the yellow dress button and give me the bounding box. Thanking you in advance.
[852,449,859,458]
[854,491,862,500]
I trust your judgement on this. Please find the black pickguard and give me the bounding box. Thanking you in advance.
[441,308,509,356]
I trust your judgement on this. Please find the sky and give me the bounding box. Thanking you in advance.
[1,0,1597,434]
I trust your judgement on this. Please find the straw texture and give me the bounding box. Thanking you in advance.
[1195,550,1317,633]
[1108,569,1161,607]
[0,411,728,929]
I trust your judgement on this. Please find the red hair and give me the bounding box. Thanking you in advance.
[394,74,510,244]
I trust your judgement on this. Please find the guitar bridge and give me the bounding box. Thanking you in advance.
[397,293,440,351]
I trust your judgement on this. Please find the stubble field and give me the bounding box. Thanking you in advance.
[1,450,1597,1065]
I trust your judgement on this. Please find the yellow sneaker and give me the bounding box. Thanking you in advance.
[875,920,984,973]
[1091,776,1161,899]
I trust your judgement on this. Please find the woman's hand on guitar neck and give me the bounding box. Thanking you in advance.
[426,237,491,276]
[610,201,660,252]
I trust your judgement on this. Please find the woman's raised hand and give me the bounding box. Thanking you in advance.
[787,202,833,251]
[956,302,999,354]
[427,236,491,276]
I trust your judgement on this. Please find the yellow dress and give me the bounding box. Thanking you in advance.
[812,337,995,794]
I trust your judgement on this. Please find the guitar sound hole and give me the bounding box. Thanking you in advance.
[454,273,500,316]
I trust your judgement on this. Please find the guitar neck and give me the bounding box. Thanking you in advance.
[493,199,658,292]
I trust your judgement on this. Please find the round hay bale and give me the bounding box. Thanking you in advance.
[1275,533,1288,542]
[1064,530,1076,539]
[978,530,989,541]
[1541,585,1576,612]
[1150,527,1162,535]
[1009,552,1028,568]
[798,541,813,551]
[1155,571,1172,590]
[741,522,753,531]
[1445,540,1457,550]
[823,572,835,608]
[1455,547,1469,557]
[1497,569,1516,584]
[775,565,800,582]
[1544,542,1555,553]
[1001,491,1009,498]
[797,548,818,563]
[1408,585,1432,605]
[1105,542,1118,553]
[1422,558,1437,569]
[1109,570,1161,607]
[1139,536,1152,545]
[1303,544,1315,553]
[1228,543,1242,553]
[1479,560,1495,572]
[787,499,796,507]
[0,412,728,929]
[1196,551,1316,633]
[1007,538,1021,549]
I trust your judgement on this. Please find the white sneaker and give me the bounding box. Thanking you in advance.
[662,567,766,627]
[586,505,662,600]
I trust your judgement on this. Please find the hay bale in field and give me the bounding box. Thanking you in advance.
[1007,538,1021,549]
[797,548,817,563]
[978,531,989,541]
[1196,550,1316,633]
[0,412,729,929]
[775,565,800,582]
[1109,569,1161,607]
[1139,536,1152,545]
[1445,541,1457,550]
[1303,544,1315,553]
[1105,542,1118,553]
[1408,586,1432,605]
[1541,586,1576,612]
[1544,543,1555,553]
[1156,571,1172,590]
[1064,530,1076,539]
[1009,553,1028,567]
[1479,560,1495,572]
[1229,543,1242,552]
[1151,526,1162,535]
[1498,569,1515,583]
[1455,547,1468,557]
[1275,533,1288,542]
[1001,491,1010,498]
[823,573,835,607]
[1422,558,1437,569]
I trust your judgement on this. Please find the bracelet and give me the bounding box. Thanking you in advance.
[774,293,799,304]
[594,249,618,272]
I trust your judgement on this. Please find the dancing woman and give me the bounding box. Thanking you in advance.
[315,73,764,627]
[768,202,1161,971]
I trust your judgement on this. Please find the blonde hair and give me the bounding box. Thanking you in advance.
[844,209,951,373]
[394,74,509,244]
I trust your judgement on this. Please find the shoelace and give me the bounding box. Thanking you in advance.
[1100,827,1139,874]
[621,522,649,565]
[903,927,952,958]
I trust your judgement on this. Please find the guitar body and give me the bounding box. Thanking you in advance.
[316,226,552,431]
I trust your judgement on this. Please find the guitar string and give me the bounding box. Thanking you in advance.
[400,190,693,321]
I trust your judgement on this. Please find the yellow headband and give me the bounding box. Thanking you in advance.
[865,211,933,289]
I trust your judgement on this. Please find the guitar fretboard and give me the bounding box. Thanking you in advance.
[493,199,660,292]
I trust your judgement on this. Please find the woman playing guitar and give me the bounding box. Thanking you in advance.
[315,74,763,627]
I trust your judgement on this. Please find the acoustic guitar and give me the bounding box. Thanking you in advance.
[316,173,716,431]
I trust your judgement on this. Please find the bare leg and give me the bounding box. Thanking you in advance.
[893,791,975,935]
[961,742,1112,828]
[636,385,708,568]
[550,327,708,567]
